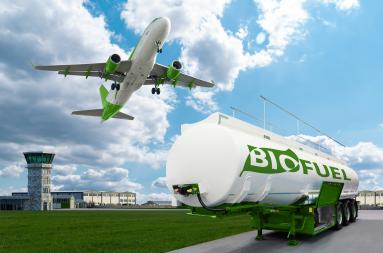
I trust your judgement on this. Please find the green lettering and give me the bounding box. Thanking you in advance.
[249,148,268,168]
[280,154,299,172]
[300,159,314,174]
[341,169,351,181]
[314,163,330,177]
[330,166,341,180]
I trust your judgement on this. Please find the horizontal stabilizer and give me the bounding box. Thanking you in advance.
[71,109,134,120]
[72,109,103,117]
[113,112,134,120]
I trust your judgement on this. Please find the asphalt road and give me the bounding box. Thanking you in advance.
[169,210,383,253]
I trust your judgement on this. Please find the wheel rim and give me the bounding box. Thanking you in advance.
[345,206,350,221]
[351,204,356,218]
[338,208,343,225]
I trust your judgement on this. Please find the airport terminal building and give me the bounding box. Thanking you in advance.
[0,152,136,210]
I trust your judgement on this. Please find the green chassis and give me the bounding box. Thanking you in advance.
[186,181,345,246]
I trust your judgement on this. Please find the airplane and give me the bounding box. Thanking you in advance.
[34,17,214,121]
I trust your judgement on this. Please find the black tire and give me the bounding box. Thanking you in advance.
[156,88,161,95]
[111,83,116,90]
[342,201,351,226]
[335,202,343,230]
[116,84,120,91]
[350,200,358,222]
[151,87,156,94]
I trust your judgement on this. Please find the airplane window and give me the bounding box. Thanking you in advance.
[151,17,161,24]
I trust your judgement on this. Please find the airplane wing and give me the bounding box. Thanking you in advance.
[34,61,132,83]
[146,63,215,88]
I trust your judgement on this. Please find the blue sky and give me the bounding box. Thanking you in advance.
[0,0,382,201]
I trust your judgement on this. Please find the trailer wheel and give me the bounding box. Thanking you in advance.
[342,201,351,226]
[335,203,343,230]
[350,200,358,222]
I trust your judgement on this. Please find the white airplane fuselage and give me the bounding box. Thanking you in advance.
[107,17,170,106]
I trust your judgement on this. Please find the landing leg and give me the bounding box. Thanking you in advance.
[288,235,298,246]
[255,210,264,241]
[288,212,299,246]
[255,229,264,241]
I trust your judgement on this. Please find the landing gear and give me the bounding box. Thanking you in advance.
[111,83,120,91]
[151,87,160,95]
[155,40,162,53]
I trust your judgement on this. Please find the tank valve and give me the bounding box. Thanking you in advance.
[172,184,199,196]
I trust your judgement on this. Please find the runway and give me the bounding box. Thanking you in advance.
[169,210,383,253]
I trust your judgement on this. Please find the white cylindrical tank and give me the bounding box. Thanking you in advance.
[166,113,359,207]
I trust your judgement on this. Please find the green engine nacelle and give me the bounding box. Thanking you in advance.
[167,60,182,81]
[104,54,121,75]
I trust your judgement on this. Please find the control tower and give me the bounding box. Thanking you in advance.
[23,152,55,211]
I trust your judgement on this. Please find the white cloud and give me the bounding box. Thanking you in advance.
[357,169,383,191]
[52,167,143,192]
[0,165,23,178]
[256,32,267,44]
[321,0,360,11]
[152,176,167,188]
[289,134,383,190]
[0,0,175,173]
[54,165,77,176]
[0,186,27,196]
[121,0,359,113]
[236,25,249,40]
[185,89,219,114]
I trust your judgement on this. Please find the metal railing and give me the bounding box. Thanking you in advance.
[230,96,345,155]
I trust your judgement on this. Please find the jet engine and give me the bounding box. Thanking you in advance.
[104,54,121,75]
[166,60,182,80]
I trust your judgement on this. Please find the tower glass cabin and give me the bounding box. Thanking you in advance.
[23,152,55,211]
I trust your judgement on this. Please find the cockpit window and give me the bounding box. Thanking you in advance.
[150,17,161,24]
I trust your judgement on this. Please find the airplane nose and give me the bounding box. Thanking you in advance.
[159,17,171,33]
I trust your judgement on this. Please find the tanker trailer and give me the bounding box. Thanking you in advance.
[166,112,359,245]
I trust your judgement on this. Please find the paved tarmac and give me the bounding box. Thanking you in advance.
[169,210,383,253]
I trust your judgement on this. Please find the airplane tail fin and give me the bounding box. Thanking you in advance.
[72,85,134,120]
[99,84,109,109]
[71,109,134,120]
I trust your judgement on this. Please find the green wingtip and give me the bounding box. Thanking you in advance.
[30,61,37,69]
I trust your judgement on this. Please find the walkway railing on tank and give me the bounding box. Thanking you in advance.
[230,95,345,156]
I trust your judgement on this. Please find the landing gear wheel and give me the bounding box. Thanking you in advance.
[156,87,160,95]
[350,200,358,222]
[157,48,162,53]
[335,202,343,230]
[111,83,116,90]
[151,87,156,95]
[342,201,351,226]
[116,83,120,91]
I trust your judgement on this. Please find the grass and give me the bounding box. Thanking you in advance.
[0,210,253,253]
